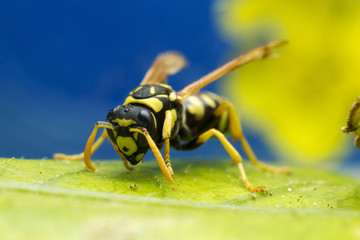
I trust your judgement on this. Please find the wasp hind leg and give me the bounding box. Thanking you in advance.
[214,101,291,174]
[184,128,267,193]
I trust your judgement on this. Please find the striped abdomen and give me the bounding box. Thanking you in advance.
[178,92,229,141]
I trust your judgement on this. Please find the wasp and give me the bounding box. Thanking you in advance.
[54,40,291,193]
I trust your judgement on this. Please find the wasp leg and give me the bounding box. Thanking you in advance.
[129,128,174,184]
[162,110,175,177]
[53,129,108,162]
[214,101,291,175]
[54,127,133,171]
[194,128,267,193]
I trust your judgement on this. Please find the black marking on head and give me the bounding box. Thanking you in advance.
[131,84,173,99]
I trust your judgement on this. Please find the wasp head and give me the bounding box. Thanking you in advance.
[105,105,157,165]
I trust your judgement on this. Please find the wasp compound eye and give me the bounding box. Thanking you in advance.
[138,109,153,123]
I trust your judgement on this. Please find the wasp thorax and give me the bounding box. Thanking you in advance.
[105,105,156,165]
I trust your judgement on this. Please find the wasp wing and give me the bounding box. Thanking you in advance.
[140,51,187,85]
[176,40,288,100]
[342,96,360,135]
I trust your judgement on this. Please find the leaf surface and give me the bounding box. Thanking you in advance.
[0,158,359,239]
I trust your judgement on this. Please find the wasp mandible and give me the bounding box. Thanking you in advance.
[54,40,291,193]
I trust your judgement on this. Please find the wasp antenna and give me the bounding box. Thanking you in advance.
[177,40,288,100]
[83,121,116,171]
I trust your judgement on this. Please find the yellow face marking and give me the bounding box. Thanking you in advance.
[187,96,205,120]
[150,87,156,94]
[133,132,139,140]
[124,96,163,112]
[169,91,177,101]
[201,94,217,108]
[135,153,145,162]
[112,130,118,138]
[112,118,137,127]
[116,136,137,156]
[171,109,177,127]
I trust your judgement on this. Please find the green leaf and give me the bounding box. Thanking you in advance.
[1,158,360,240]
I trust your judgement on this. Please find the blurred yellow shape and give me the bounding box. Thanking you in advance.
[216,0,360,162]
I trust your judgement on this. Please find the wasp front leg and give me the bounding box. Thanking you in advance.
[214,101,291,175]
[162,110,175,177]
[53,129,108,162]
[129,128,174,184]
[54,122,133,171]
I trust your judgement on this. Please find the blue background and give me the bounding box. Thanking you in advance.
[0,0,357,165]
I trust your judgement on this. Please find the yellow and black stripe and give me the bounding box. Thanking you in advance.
[124,84,182,143]
[177,92,230,145]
